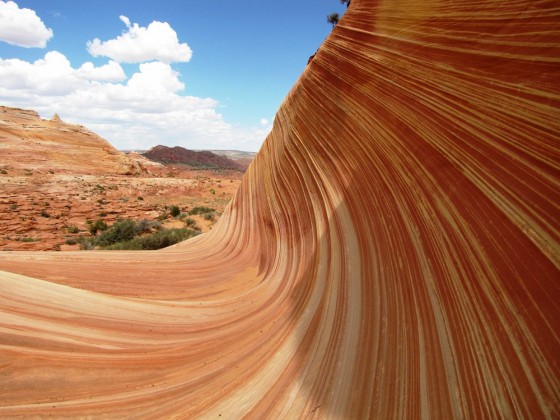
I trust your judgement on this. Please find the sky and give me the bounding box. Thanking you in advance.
[0,1,348,152]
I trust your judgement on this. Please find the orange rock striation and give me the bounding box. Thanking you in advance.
[0,0,559,417]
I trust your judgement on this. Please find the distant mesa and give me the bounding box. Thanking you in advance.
[143,145,251,172]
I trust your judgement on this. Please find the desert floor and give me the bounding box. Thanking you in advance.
[0,167,242,251]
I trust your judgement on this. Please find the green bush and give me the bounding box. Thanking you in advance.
[19,237,38,242]
[78,236,95,250]
[169,205,181,217]
[188,206,214,215]
[103,228,199,250]
[77,219,199,251]
[136,219,159,233]
[95,219,139,247]
[88,219,108,235]
[67,225,79,234]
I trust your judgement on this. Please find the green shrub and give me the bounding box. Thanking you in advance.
[188,206,214,215]
[95,219,139,247]
[65,237,78,245]
[136,219,154,233]
[67,225,79,234]
[88,219,108,235]
[157,211,169,221]
[78,236,95,250]
[40,210,50,218]
[19,237,38,242]
[169,205,181,218]
[204,212,216,221]
[103,228,199,250]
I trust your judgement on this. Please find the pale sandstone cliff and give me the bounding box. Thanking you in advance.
[0,106,144,175]
[0,0,558,417]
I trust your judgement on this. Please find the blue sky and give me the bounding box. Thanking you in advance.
[0,1,348,151]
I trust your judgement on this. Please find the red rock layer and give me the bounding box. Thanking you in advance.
[0,0,558,417]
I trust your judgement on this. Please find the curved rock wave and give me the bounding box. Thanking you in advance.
[1,0,559,417]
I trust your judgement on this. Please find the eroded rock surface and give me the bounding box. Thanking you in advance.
[0,106,145,175]
[0,0,558,417]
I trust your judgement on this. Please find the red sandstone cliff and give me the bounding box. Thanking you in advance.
[143,145,246,171]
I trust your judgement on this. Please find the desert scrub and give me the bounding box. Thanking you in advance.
[185,218,198,229]
[169,205,181,218]
[188,206,214,215]
[19,237,39,242]
[136,219,160,233]
[67,225,79,234]
[78,219,198,250]
[88,219,108,235]
[103,228,200,250]
[94,219,139,247]
[78,236,95,250]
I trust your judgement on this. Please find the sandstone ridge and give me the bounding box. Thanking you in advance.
[0,0,558,418]
[0,106,145,175]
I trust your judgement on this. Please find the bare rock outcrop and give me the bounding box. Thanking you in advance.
[144,145,246,172]
[0,106,145,175]
[0,0,558,418]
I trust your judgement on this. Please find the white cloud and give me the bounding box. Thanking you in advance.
[0,51,268,152]
[76,61,126,82]
[0,1,53,48]
[0,51,79,95]
[260,118,269,126]
[119,15,131,28]
[127,61,184,94]
[86,16,192,64]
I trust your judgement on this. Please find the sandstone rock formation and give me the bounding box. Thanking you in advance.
[143,145,246,172]
[0,106,145,175]
[0,0,558,417]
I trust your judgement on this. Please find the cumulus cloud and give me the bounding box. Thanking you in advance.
[0,51,79,95]
[76,61,126,82]
[0,51,268,151]
[0,1,53,48]
[86,16,192,63]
